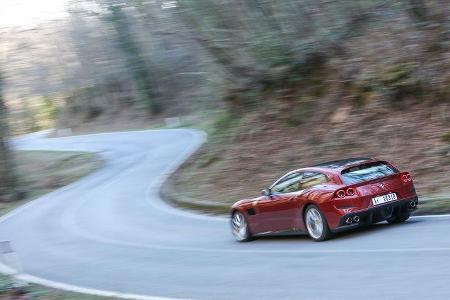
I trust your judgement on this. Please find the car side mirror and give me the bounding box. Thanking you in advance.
[261,188,272,197]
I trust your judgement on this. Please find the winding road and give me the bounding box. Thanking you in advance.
[1,129,450,300]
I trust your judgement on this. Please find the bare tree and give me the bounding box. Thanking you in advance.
[0,71,18,202]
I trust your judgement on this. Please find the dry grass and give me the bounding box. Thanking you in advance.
[0,151,103,217]
[0,274,117,299]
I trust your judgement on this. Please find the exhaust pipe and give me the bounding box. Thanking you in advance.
[353,216,360,223]
[346,217,353,224]
[409,201,416,208]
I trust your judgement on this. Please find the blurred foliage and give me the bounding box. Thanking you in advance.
[1,0,450,203]
[175,0,449,119]
[0,151,102,216]
[9,96,59,135]
[0,71,18,201]
[379,63,423,106]
[442,132,450,144]
[2,0,449,130]
[107,5,161,114]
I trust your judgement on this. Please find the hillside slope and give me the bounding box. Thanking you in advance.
[167,98,450,212]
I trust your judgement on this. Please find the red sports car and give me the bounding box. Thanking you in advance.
[230,158,418,242]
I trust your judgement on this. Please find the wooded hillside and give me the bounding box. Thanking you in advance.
[1,0,449,202]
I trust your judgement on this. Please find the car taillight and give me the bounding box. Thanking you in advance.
[402,174,412,183]
[336,190,346,198]
[346,188,355,196]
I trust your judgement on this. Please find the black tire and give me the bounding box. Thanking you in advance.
[304,205,333,241]
[387,211,410,224]
[231,211,253,242]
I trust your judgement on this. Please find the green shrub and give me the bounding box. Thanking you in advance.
[379,63,423,104]
[442,132,450,143]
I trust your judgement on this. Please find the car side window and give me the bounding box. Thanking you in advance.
[271,172,304,194]
[299,172,329,190]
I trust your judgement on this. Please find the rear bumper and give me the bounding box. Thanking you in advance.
[332,196,418,233]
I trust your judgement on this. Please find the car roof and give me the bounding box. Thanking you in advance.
[272,157,380,186]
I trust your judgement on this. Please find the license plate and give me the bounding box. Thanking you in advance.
[372,193,397,206]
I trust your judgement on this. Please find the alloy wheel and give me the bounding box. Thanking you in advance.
[305,207,324,240]
[231,212,249,241]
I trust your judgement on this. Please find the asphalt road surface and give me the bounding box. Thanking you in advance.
[1,129,450,300]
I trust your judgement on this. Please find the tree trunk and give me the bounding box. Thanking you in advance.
[0,73,18,202]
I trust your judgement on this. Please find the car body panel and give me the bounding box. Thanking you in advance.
[231,158,418,237]
[249,193,298,233]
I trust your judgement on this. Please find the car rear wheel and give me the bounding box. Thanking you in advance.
[305,205,332,241]
[387,211,410,224]
[231,211,252,242]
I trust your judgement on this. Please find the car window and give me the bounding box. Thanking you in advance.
[271,172,303,194]
[341,162,398,184]
[299,172,329,190]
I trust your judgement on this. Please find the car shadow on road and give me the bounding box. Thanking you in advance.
[253,219,423,243]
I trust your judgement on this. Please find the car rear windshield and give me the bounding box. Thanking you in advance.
[341,162,398,184]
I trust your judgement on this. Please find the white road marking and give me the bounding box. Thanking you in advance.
[412,214,450,218]
[0,264,191,300]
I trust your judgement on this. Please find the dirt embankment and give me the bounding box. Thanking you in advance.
[166,99,450,213]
